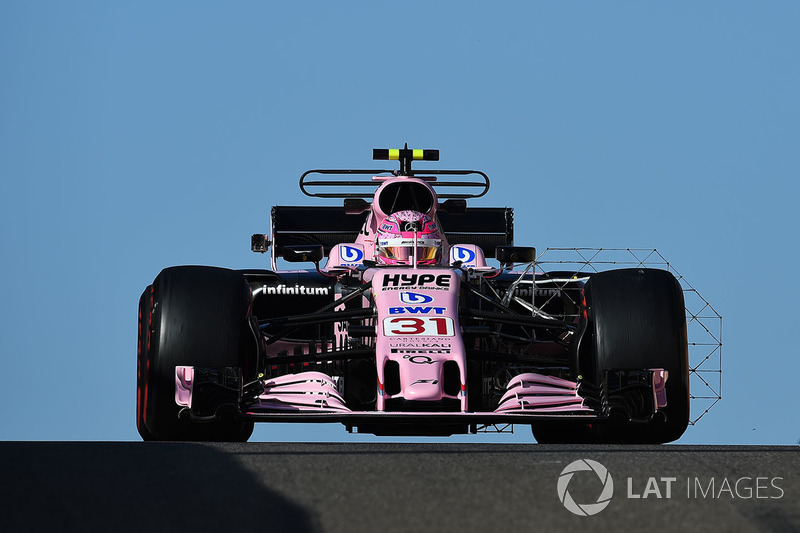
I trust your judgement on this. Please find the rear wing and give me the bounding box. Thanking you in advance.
[270,205,513,260]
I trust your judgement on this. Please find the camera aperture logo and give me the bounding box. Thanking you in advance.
[557,459,614,516]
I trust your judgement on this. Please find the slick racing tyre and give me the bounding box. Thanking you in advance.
[137,266,255,442]
[533,268,689,444]
[136,285,156,441]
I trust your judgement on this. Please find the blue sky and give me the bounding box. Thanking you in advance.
[1,2,797,444]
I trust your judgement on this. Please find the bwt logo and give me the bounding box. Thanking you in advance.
[452,246,476,264]
[389,306,446,315]
[340,246,364,263]
[400,292,434,304]
[557,459,614,516]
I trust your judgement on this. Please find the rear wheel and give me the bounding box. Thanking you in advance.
[138,266,255,441]
[532,268,689,444]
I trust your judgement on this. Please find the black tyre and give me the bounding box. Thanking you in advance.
[138,266,255,441]
[532,268,689,444]
[136,285,156,441]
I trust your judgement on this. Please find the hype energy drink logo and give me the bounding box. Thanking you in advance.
[381,273,451,291]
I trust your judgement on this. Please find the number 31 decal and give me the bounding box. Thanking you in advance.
[383,317,455,336]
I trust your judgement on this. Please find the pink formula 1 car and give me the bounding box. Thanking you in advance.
[136,147,709,444]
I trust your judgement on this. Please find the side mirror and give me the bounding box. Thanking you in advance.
[283,245,325,263]
[251,234,271,253]
[440,199,467,215]
[495,246,536,264]
[344,198,371,215]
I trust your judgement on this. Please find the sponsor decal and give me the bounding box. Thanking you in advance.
[399,292,434,304]
[389,306,447,315]
[402,355,436,364]
[383,317,455,336]
[256,284,330,296]
[513,286,561,298]
[452,246,476,264]
[390,349,451,355]
[381,273,451,291]
[389,339,452,348]
[411,379,439,386]
[340,245,364,263]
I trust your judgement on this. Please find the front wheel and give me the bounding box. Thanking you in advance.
[137,266,256,441]
[533,268,689,444]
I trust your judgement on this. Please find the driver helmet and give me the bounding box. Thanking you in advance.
[375,211,443,265]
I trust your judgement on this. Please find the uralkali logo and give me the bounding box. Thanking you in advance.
[557,459,614,516]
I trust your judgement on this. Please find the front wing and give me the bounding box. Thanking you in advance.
[175,366,668,434]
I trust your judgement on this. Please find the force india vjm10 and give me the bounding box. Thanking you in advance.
[136,147,717,444]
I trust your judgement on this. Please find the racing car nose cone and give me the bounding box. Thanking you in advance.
[404,380,443,401]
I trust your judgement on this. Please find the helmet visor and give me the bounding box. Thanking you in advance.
[378,238,441,263]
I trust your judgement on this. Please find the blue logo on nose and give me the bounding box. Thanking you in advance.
[340,246,364,262]
[400,292,434,304]
[452,246,476,264]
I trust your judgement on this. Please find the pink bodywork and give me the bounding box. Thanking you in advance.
[495,373,592,414]
[175,366,193,408]
[252,372,349,412]
[652,369,668,410]
[351,177,448,263]
[369,268,467,410]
